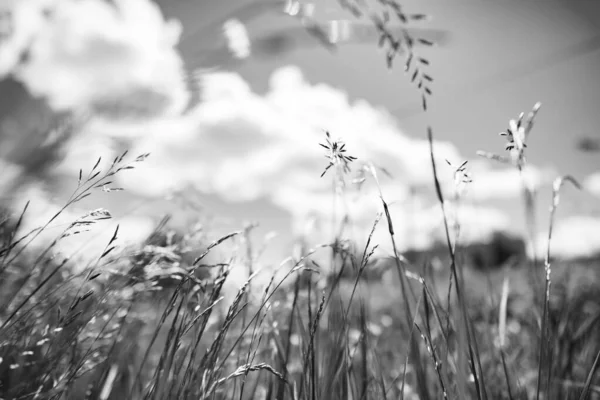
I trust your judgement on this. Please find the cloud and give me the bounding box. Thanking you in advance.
[118,66,462,198]
[4,0,595,274]
[583,171,600,198]
[370,201,512,253]
[1,0,188,119]
[0,158,24,197]
[534,216,600,260]
[464,160,555,202]
[60,214,156,269]
[0,0,51,75]
[420,201,512,245]
[223,19,251,60]
[109,59,518,255]
[107,66,474,251]
[0,0,529,259]
[52,123,120,175]
[4,182,155,268]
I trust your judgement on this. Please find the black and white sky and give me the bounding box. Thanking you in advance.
[1,0,600,267]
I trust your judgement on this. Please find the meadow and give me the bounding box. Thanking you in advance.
[1,0,600,399]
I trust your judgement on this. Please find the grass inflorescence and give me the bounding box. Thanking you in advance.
[1,1,599,399]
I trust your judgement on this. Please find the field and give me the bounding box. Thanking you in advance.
[1,127,599,399]
[1,0,600,399]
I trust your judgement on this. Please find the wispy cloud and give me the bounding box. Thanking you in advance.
[0,0,50,76]
[2,0,188,119]
[136,70,521,256]
[535,215,600,260]
[2,0,579,262]
[465,161,556,201]
[9,58,522,255]
[583,171,600,198]
[222,18,251,60]
[110,66,479,249]
[3,182,155,269]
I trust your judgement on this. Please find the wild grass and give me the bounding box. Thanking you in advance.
[1,1,600,399]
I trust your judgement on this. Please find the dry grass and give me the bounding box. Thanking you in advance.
[1,1,600,399]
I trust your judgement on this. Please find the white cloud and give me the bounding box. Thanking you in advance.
[106,66,472,251]
[3,0,559,281]
[2,0,188,119]
[534,215,600,260]
[583,171,600,198]
[51,117,135,176]
[118,66,461,201]
[4,182,155,268]
[1,0,524,258]
[60,214,156,268]
[465,161,555,202]
[1,0,474,257]
[441,202,513,245]
[0,158,24,197]
[378,201,512,251]
[290,193,513,269]
[0,0,52,75]
[223,19,250,60]
[9,184,77,237]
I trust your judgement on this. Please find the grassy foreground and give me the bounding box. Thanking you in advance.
[0,123,599,399]
[1,1,600,399]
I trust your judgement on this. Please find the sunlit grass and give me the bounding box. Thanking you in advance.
[1,104,599,399]
[1,1,600,399]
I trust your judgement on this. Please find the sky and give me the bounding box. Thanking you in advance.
[1,0,600,268]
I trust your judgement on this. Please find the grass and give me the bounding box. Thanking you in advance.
[1,0,600,399]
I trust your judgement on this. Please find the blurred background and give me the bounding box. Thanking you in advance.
[1,0,600,265]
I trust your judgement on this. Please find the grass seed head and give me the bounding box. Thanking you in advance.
[319,130,357,178]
